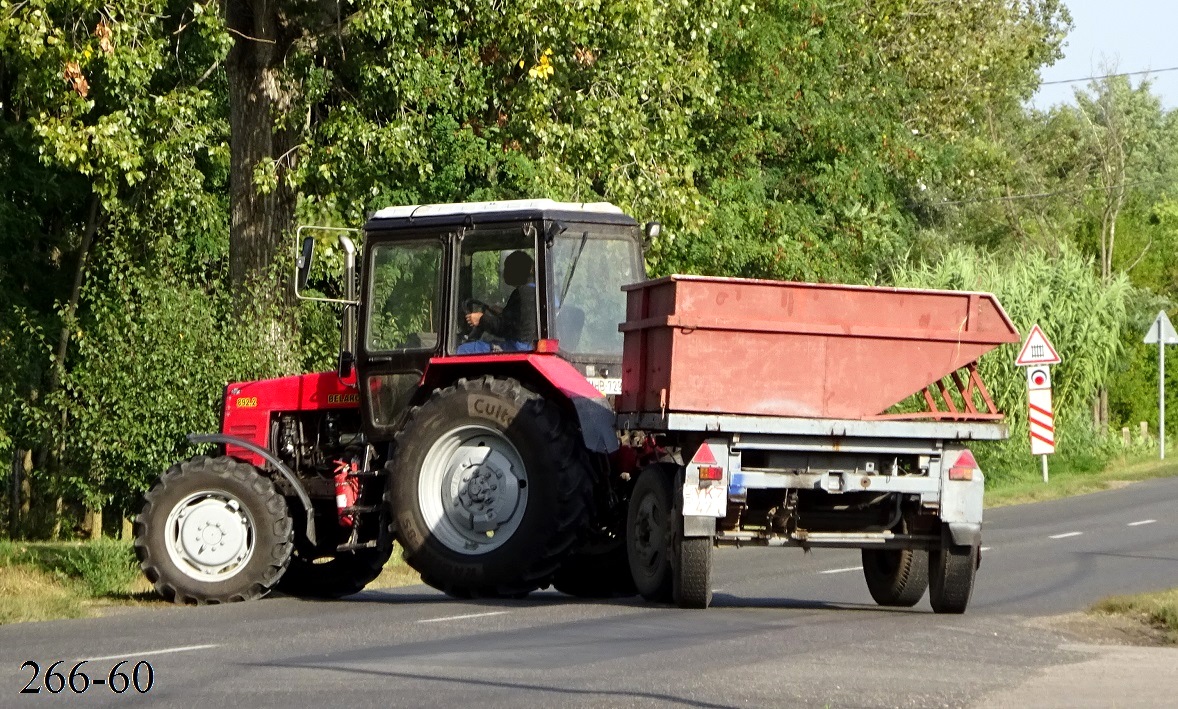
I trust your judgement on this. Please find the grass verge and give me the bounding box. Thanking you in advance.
[1091,588,1178,645]
[0,539,420,625]
[986,456,1178,508]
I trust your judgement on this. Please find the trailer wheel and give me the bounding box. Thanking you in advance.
[861,548,929,607]
[389,376,593,597]
[673,537,713,609]
[627,466,675,603]
[278,546,393,598]
[552,536,637,598]
[134,455,293,604]
[929,542,979,614]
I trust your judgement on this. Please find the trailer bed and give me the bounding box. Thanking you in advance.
[617,411,1008,441]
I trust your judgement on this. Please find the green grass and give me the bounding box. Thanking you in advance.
[0,540,158,624]
[986,456,1178,508]
[1092,588,1178,644]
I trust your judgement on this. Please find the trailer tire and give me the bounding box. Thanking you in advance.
[861,548,929,607]
[134,455,293,604]
[552,537,637,598]
[673,537,713,609]
[278,546,393,598]
[627,466,675,603]
[389,376,593,598]
[929,542,979,614]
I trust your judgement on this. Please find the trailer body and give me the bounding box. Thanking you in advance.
[616,274,1020,612]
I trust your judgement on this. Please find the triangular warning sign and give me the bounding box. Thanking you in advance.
[1144,310,1178,345]
[1015,324,1061,366]
[691,443,717,465]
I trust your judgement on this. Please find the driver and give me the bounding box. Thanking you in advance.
[457,250,536,354]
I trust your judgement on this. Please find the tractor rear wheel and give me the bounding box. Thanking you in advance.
[134,455,293,604]
[388,376,593,598]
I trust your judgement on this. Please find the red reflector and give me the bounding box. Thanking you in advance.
[949,449,978,481]
[692,443,717,465]
[698,465,723,481]
[535,338,560,353]
[954,450,978,469]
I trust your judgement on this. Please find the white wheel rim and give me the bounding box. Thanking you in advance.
[631,488,668,575]
[419,425,528,555]
[163,490,256,582]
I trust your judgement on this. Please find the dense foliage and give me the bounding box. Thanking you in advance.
[2,0,1175,537]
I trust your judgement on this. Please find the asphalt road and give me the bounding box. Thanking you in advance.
[3,478,1177,708]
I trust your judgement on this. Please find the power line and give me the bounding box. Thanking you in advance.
[1040,65,1178,86]
[937,178,1171,206]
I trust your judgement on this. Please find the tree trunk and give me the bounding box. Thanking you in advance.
[19,450,32,539]
[224,0,299,309]
[51,495,62,541]
[85,506,102,540]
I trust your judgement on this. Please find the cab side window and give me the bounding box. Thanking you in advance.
[367,241,442,352]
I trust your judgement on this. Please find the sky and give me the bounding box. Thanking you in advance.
[1032,0,1178,110]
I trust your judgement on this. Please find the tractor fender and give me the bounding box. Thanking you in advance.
[186,432,317,546]
[419,354,620,454]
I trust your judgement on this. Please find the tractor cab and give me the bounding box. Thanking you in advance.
[354,200,646,440]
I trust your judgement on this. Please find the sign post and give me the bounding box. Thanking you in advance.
[1015,325,1062,482]
[1143,311,1178,460]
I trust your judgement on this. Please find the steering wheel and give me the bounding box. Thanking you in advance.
[461,298,495,343]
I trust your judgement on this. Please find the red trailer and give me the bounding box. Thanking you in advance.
[615,275,1019,613]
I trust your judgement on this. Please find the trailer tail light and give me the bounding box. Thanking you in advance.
[949,450,979,481]
[698,466,723,481]
[535,338,560,353]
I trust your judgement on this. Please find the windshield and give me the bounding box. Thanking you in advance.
[549,225,642,357]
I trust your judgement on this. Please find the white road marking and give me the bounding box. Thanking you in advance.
[1049,531,1083,539]
[417,611,510,624]
[84,644,219,663]
[981,547,992,552]
[1127,519,1156,527]
[820,566,863,574]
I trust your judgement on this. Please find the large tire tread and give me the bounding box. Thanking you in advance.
[862,548,929,608]
[390,376,594,598]
[134,455,293,605]
[929,542,978,614]
[674,537,713,609]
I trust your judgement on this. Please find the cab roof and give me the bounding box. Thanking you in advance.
[364,199,639,232]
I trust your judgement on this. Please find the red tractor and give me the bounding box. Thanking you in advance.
[135,200,648,602]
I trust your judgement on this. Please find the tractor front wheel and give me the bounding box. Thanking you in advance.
[134,455,293,604]
[388,376,593,597]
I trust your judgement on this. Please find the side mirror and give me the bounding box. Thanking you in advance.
[296,236,315,292]
[338,349,355,379]
[644,221,662,241]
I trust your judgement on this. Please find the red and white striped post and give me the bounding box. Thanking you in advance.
[1015,325,1062,483]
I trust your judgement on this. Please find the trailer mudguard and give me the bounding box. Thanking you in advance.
[420,353,620,454]
[940,447,984,547]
